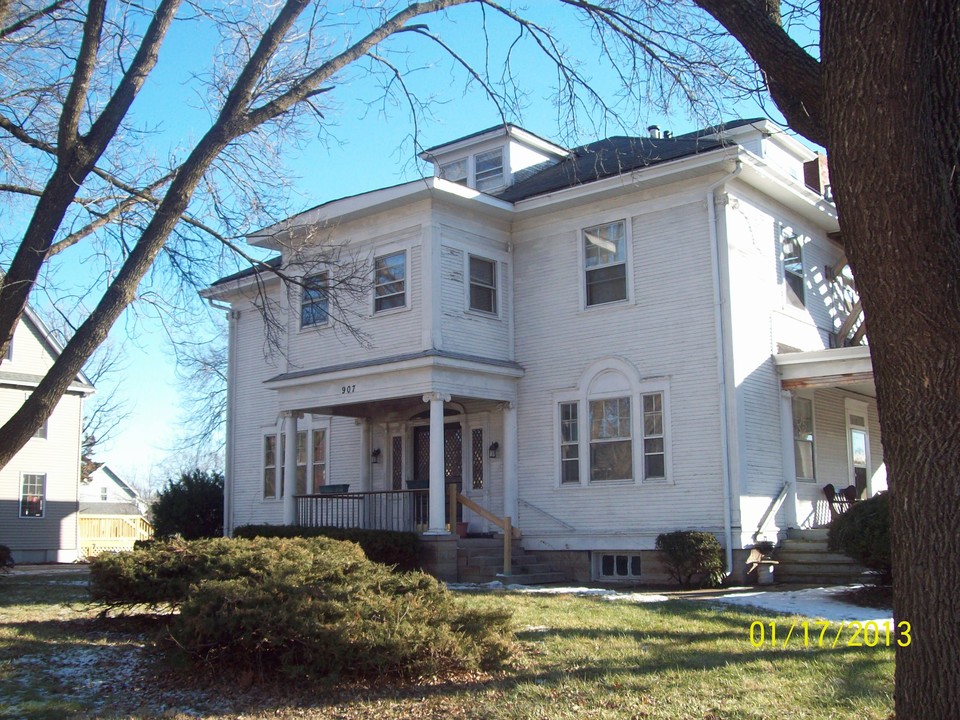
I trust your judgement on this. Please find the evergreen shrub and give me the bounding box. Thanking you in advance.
[233,524,420,571]
[828,491,892,585]
[655,530,726,587]
[152,469,224,540]
[88,536,512,680]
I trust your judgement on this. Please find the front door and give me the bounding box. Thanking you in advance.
[413,423,463,523]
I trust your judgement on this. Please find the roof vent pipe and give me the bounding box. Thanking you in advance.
[648,125,661,139]
[663,130,673,139]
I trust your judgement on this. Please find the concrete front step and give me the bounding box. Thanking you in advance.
[456,537,569,584]
[773,534,868,584]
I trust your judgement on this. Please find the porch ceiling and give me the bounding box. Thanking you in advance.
[773,346,875,397]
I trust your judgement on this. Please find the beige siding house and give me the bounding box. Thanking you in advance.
[205,120,882,582]
[0,307,94,563]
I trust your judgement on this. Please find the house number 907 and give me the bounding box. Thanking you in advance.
[341,385,356,394]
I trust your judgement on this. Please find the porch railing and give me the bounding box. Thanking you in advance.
[296,489,429,533]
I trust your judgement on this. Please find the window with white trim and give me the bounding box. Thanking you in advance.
[583,220,627,306]
[32,419,47,439]
[312,429,327,491]
[263,435,277,498]
[559,402,580,485]
[793,396,815,480]
[20,473,45,518]
[468,255,497,314]
[100,487,108,501]
[474,148,504,191]
[300,273,329,327]
[589,397,632,481]
[782,230,805,308]
[642,393,665,480]
[439,158,468,185]
[295,430,307,495]
[597,552,642,580]
[374,251,406,312]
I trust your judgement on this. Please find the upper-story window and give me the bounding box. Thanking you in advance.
[300,273,329,328]
[583,220,628,306]
[374,251,406,312]
[3,338,11,361]
[782,230,805,308]
[474,148,504,192]
[468,255,497,314]
[440,159,468,185]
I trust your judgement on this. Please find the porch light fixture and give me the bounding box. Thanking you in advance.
[488,442,499,459]
[371,448,381,464]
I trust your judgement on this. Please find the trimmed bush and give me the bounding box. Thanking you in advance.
[152,469,224,540]
[89,536,512,681]
[828,491,891,585]
[655,530,726,587]
[233,524,420,571]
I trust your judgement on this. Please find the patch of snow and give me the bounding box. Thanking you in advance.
[707,585,892,624]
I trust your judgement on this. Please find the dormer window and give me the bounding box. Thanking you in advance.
[440,159,467,185]
[474,148,504,191]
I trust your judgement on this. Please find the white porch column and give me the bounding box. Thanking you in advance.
[502,402,518,527]
[780,390,799,528]
[423,392,451,534]
[357,419,370,492]
[282,411,299,525]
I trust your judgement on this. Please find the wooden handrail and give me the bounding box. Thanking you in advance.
[455,491,521,539]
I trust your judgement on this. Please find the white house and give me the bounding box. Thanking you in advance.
[204,119,884,582]
[0,306,94,563]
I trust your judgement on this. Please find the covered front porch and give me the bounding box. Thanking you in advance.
[266,350,524,538]
[774,346,885,532]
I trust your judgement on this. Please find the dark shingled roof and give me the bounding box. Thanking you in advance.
[496,135,724,202]
[210,255,281,287]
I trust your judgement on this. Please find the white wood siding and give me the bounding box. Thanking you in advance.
[511,186,725,548]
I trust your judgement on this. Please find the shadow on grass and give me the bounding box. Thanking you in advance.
[0,594,893,720]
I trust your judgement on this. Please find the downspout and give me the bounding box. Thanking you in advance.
[706,159,742,577]
[207,297,236,537]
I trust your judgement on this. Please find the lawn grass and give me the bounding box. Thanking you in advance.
[0,570,894,719]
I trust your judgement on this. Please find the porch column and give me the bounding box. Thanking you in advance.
[423,392,451,534]
[502,401,518,527]
[780,390,799,528]
[282,411,299,525]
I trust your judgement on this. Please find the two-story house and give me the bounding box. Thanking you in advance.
[204,119,884,582]
[0,305,94,563]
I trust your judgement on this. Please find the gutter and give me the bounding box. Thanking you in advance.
[706,160,742,577]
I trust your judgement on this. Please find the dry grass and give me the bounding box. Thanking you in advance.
[0,569,894,719]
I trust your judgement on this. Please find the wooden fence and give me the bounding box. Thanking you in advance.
[79,514,154,557]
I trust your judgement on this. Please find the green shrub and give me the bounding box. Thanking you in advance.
[828,491,891,585]
[89,536,512,681]
[233,524,420,571]
[152,469,224,540]
[655,530,726,587]
[0,544,13,572]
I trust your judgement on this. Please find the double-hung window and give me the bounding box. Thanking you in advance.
[584,220,628,306]
[793,396,815,480]
[468,256,497,314]
[20,473,45,517]
[440,158,468,185]
[589,397,632,481]
[642,393,666,479]
[374,251,406,312]
[782,231,805,308]
[300,273,329,327]
[559,402,580,484]
[263,435,277,498]
[474,149,504,192]
[312,429,327,490]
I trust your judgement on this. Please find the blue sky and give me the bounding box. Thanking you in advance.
[5,2,809,488]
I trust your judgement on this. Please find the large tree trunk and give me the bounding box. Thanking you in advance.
[822,3,960,718]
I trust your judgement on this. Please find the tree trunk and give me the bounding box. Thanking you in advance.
[822,3,960,718]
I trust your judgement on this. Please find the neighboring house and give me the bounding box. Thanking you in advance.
[204,119,884,583]
[0,306,94,563]
[78,464,153,557]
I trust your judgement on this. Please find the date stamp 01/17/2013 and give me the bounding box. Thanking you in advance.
[748,620,911,649]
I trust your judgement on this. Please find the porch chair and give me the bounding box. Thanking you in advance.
[823,483,858,520]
